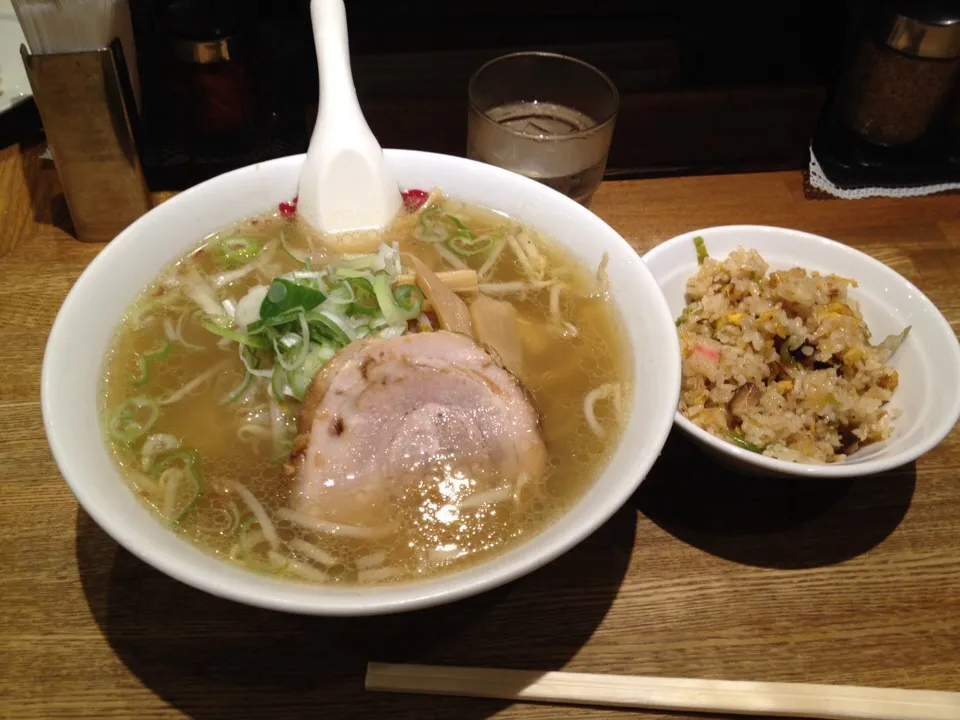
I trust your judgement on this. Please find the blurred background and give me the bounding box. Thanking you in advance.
[0,0,867,190]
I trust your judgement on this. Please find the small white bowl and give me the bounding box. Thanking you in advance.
[643,225,960,478]
[41,151,680,616]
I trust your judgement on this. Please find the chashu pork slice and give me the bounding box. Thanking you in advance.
[289,330,547,527]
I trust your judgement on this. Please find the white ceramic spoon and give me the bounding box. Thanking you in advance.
[297,0,402,242]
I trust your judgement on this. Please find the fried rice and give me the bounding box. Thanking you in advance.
[677,241,909,464]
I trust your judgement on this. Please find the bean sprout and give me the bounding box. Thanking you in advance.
[358,566,401,583]
[269,396,289,456]
[506,229,546,282]
[163,317,177,343]
[513,473,529,506]
[239,342,273,378]
[435,243,468,270]
[591,252,610,299]
[461,486,513,509]
[161,468,183,518]
[212,240,277,288]
[276,508,395,539]
[356,552,387,570]
[288,538,340,566]
[140,433,180,471]
[158,360,230,405]
[176,309,205,349]
[131,472,162,497]
[427,545,467,563]
[548,283,579,338]
[477,237,507,279]
[583,383,623,438]
[268,552,329,582]
[229,480,280,549]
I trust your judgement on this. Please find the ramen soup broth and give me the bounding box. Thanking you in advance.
[101,192,630,586]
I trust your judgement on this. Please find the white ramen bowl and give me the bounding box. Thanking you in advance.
[42,151,681,616]
[643,225,960,478]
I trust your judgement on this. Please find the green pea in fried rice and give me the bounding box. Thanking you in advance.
[677,240,910,464]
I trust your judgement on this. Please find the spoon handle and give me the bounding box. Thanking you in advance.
[299,0,401,237]
[312,0,362,125]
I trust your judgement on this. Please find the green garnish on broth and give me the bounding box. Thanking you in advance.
[108,396,160,446]
[212,236,262,269]
[287,343,337,399]
[305,310,352,347]
[220,371,253,406]
[257,278,326,324]
[149,450,205,524]
[446,214,473,237]
[447,232,495,257]
[344,277,378,316]
[201,316,271,348]
[127,338,172,386]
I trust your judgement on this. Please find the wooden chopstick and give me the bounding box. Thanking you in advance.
[365,663,960,720]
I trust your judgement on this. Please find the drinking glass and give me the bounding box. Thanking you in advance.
[467,52,619,207]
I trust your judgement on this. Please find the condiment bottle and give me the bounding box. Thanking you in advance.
[840,1,960,147]
[154,0,258,155]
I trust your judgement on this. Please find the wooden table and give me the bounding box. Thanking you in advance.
[1,142,958,720]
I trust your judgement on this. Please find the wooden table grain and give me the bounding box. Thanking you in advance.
[1,143,958,720]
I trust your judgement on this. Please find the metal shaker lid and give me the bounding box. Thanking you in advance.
[157,0,253,64]
[879,1,960,58]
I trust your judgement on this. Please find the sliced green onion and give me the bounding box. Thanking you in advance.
[335,267,371,279]
[393,284,424,317]
[779,340,798,366]
[150,450,204,524]
[127,338,172,386]
[447,214,474,238]
[271,362,288,400]
[273,314,311,371]
[414,206,448,243]
[306,310,352,346]
[335,253,379,270]
[346,277,378,316]
[729,430,764,454]
[249,308,303,331]
[201,316,271,348]
[279,230,308,264]
[694,236,709,265]
[372,272,408,326]
[212,237,262,269]
[288,343,337,399]
[196,498,242,536]
[325,279,357,306]
[109,396,160,446]
[220,372,253,405]
[446,233,493,257]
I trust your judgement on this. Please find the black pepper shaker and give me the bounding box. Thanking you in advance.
[154,0,259,156]
[839,1,960,147]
